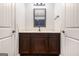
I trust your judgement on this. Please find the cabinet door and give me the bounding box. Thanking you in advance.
[49,34,60,54]
[31,33,48,54]
[19,33,30,54]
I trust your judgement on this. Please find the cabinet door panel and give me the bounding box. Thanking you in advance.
[19,33,30,54]
[49,36,60,54]
[31,37,48,53]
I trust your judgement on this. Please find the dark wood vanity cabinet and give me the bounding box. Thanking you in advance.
[19,33,60,56]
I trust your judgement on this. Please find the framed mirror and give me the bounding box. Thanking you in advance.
[34,8,46,27]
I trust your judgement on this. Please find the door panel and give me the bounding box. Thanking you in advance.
[0,28,11,39]
[62,37,79,56]
[65,28,79,39]
[0,37,14,56]
[65,4,79,28]
[0,3,12,27]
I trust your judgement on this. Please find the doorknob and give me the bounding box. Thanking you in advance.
[62,30,65,33]
[12,30,16,33]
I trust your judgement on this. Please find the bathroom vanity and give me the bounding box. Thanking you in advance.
[19,32,60,56]
[16,3,61,56]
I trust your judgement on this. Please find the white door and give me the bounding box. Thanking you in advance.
[0,3,16,56]
[61,3,79,56]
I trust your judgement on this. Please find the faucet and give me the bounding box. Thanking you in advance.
[38,26,41,31]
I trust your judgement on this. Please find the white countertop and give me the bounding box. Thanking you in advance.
[19,31,60,33]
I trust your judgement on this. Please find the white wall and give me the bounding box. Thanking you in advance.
[54,3,66,56]
[54,3,65,32]
[16,3,55,32]
[16,3,26,32]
